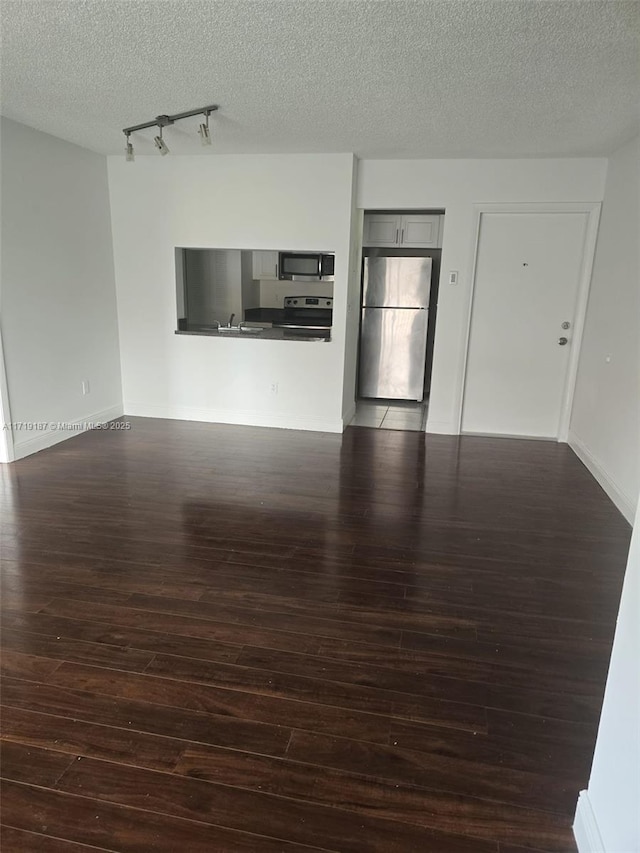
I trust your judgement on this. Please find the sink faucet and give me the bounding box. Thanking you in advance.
[228,313,235,328]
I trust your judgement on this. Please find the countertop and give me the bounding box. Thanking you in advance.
[175,325,330,342]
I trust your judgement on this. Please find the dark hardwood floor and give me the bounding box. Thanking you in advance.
[0,417,631,852]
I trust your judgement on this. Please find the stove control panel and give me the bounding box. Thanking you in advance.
[284,297,333,309]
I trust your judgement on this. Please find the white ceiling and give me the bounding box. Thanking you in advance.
[1,0,638,158]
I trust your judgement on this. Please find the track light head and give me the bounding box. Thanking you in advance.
[198,122,211,145]
[154,127,169,155]
[198,112,212,146]
[154,136,169,155]
[125,134,135,162]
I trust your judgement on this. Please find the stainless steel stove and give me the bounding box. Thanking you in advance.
[278,296,333,332]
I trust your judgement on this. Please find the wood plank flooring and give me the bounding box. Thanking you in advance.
[0,418,631,852]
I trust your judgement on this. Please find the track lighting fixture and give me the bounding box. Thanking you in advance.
[122,104,218,159]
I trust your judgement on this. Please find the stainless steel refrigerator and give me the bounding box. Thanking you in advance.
[358,256,432,401]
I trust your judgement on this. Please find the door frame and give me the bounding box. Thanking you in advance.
[459,202,601,441]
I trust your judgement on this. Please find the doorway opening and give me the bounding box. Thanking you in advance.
[351,210,443,431]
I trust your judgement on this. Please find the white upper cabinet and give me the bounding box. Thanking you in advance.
[252,250,279,280]
[363,213,443,248]
[363,214,403,247]
[400,214,442,247]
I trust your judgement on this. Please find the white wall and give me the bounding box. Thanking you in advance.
[569,136,640,523]
[357,159,607,434]
[240,251,259,313]
[0,118,122,459]
[107,153,355,433]
[574,498,640,853]
[183,249,243,325]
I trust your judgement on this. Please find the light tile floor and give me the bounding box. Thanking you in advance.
[349,398,428,431]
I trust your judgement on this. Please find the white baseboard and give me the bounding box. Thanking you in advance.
[461,430,555,441]
[11,403,125,461]
[123,402,344,434]
[425,419,458,435]
[574,790,605,853]
[568,431,635,524]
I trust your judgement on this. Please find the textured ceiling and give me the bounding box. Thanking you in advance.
[1,0,639,158]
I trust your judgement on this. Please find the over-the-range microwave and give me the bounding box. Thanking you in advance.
[278,251,335,281]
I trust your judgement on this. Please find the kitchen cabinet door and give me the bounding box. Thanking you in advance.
[363,214,402,247]
[364,213,443,248]
[399,214,442,248]
[252,250,279,280]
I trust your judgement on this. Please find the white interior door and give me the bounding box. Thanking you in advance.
[462,212,588,438]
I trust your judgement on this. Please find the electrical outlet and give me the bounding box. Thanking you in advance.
[270,382,278,395]
[81,380,90,395]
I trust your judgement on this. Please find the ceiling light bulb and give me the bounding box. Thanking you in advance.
[154,130,169,155]
[198,121,211,146]
[125,139,135,162]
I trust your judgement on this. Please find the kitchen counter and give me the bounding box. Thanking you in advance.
[175,325,330,342]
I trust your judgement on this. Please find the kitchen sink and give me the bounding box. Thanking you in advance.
[217,325,263,334]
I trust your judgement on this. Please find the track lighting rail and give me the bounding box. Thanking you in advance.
[123,103,218,159]
[122,104,219,136]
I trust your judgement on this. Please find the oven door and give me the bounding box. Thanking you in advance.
[275,304,333,333]
[279,311,332,328]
